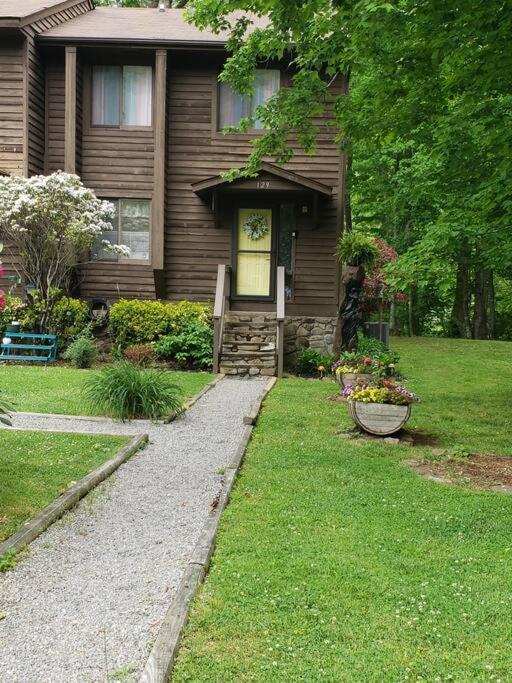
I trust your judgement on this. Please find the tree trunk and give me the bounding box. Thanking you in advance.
[389,299,396,335]
[344,156,353,233]
[450,251,471,338]
[407,287,414,336]
[485,269,496,339]
[473,268,488,339]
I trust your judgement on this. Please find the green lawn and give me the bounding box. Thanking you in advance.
[0,430,127,542]
[173,337,512,682]
[0,365,214,416]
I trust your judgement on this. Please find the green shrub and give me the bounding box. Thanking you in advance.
[296,348,333,376]
[84,362,183,421]
[109,298,213,350]
[154,319,213,368]
[169,301,212,332]
[357,334,400,364]
[122,343,156,367]
[20,289,89,348]
[0,294,25,334]
[63,331,98,369]
[109,299,173,348]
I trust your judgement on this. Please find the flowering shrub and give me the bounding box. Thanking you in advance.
[0,172,123,329]
[343,380,416,405]
[360,239,407,315]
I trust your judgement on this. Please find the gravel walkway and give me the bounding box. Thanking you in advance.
[0,377,266,682]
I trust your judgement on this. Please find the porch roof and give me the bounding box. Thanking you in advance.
[191,162,333,197]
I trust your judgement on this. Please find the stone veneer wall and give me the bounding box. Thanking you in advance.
[284,316,337,367]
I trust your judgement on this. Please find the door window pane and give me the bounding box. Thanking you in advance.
[236,208,272,297]
[92,66,121,126]
[236,253,271,296]
[218,69,280,129]
[278,203,295,301]
[123,66,152,126]
[120,199,150,261]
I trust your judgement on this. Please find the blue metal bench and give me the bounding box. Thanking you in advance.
[0,332,57,363]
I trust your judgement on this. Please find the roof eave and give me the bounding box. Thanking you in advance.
[36,35,228,49]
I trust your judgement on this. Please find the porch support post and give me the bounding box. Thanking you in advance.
[152,49,167,272]
[64,46,76,174]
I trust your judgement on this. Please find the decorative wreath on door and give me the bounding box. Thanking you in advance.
[243,213,269,241]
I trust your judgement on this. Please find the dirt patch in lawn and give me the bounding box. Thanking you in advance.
[408,454,512,492]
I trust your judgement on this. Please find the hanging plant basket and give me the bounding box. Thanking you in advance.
[243,213,269,241]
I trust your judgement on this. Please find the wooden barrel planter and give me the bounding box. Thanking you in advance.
[348,400,411,436]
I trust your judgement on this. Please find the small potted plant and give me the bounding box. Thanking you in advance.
[344,379,417,436]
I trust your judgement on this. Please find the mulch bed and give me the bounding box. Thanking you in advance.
[408,453,512,492]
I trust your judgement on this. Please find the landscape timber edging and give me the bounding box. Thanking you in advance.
[0,432,148,558]
[17,374,225,427]
[139,375,278,683]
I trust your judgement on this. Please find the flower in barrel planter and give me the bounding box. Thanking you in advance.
[332,349,401,393]
[343,380,417,436]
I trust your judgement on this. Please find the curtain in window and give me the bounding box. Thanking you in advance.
[218,81,251,129]
[253,70,280,129]
[123,66,152,126]
[120,199,150,260]
[92,66,121,126]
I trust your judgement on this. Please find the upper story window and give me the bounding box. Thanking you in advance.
[93,198,151,262]
[218,69,280,130]
[92,65,153,127]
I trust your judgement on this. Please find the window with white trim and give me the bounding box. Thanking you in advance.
[93,198,151,262]
[218,69,280,130]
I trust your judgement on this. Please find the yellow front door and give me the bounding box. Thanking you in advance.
[236,208,272,297]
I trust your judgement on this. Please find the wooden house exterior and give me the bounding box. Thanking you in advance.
[0,1,346,375]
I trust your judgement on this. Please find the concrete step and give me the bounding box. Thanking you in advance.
[220,365,276,377]
[224,311,276,323]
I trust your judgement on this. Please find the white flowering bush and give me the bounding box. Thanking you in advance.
[0,172,126,328]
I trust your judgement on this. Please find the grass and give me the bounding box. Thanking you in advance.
[0,430,127,542]
[173,337,512,682]
[0,365,214,416]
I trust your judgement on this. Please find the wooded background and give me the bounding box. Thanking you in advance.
[98,0,512,340]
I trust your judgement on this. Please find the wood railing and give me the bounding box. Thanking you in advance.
[213,264,231,374]
[276,265,285,378]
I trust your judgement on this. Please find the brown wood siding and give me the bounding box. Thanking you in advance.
[44,53,156,300]
[164,58,341,315]
[78,262,155,300]
[0,38,24,176]
[45,62,65,172]
[22,0,93,177]
[76,56,156,299]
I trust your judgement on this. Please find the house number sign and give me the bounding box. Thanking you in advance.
[256,180,271,189]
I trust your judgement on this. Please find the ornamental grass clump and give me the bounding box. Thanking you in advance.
[83,361,183,421]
